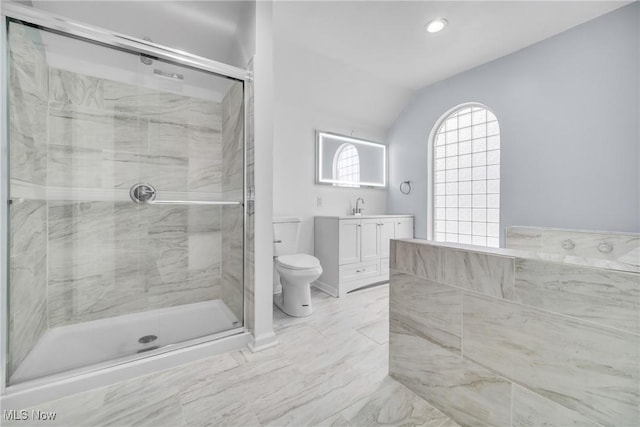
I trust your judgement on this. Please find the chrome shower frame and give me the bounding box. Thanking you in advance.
[0,2,252,401]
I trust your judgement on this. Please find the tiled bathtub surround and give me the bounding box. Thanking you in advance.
[506,226,640,269]
[7,22,246,378]
[389,239,640,427]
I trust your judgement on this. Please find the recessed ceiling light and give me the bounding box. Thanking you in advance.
[425,18,448,34]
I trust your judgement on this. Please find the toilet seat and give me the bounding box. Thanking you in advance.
[277,254,320,270]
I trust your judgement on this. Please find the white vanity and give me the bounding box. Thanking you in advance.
[314,215,414,297]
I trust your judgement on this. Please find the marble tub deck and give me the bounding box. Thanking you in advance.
[6,285,457,427]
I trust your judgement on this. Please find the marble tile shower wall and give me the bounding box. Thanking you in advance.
[221,82,245,322]
[7,23,243,377]
[8,23,49,376]
[45,71,226,328]
[506,226,640,269]
[389,239,639,427]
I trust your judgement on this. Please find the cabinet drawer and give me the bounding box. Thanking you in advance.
[339,262,379,283]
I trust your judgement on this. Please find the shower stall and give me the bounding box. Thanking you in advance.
[1,4,252,395]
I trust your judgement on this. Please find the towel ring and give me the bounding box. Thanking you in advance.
[400,181,412,195]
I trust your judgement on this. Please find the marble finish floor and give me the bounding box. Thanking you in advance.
[8,284,457,427]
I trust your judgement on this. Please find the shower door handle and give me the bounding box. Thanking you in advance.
[146,200,243,206]
[130,183,242,206]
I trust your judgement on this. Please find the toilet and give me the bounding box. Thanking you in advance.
[273,217,323,317]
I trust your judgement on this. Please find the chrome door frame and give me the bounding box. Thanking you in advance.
[1,3,252,81]
[0,2,251,396]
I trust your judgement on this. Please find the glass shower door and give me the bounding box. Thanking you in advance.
[6,18,245,385]
[129,54,246,353]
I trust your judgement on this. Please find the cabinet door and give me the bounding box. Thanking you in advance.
[395,217,414,239]
[339,220,361,265]
[360,219,380,262]
[379,218,396,259]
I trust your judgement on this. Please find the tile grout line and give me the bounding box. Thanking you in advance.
[178,393,189,426]
[461,346,608,427]
[510,379,514,427]
[460,291,464,358]
[512,253,516,303]
[45,70,51,334]
[391,265,640,337]
[397,327,596,427]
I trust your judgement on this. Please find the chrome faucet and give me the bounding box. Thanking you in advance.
[353,197,365,215]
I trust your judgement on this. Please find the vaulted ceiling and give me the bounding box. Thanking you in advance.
[275,1,629,92]
[25,1,633,130]
[273,1,629,130]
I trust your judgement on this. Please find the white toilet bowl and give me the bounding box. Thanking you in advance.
[274,254,322,317]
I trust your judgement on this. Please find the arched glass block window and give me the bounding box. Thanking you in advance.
[432,104,500,247]
[333,143,360,188]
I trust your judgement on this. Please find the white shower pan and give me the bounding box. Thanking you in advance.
[11,299,240,384]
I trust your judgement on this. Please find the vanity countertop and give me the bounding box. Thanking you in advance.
[315,214,413,219]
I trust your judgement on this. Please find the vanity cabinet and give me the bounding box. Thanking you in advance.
[314,215,414,297]
[338,219,381,264]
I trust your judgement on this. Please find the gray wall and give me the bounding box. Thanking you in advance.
[387,3,640,240]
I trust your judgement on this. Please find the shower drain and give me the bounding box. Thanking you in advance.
[138,335,158,344]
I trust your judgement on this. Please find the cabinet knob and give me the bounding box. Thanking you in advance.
[356,269,366,273]
[397,222,401,224]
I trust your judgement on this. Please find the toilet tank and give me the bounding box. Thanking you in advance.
[273,217,301,256]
